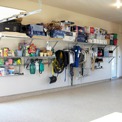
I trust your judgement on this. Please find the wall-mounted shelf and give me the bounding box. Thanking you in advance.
[0,33,118,47]
[0,56,55,59]
[49,40,117,47]
[24,56,55,67]
[0,56,22,59]
[24,56,55,59]
[97,56,114,58]
[0,33,118,80]
[0,73,24,77]
[0,64,22,67]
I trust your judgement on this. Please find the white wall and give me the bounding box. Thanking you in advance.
[117,26,122,77]
[0,4,121,97]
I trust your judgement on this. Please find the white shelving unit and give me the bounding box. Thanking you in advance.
[0,33,118,85]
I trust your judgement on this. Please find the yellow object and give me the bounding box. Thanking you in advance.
[0,50,3,57]
[17,59,21,65]
[52,60,55,76]
[3,48,8,57]
[60,52,63,59]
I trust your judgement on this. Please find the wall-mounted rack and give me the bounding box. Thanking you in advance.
[0,56,55,59]
[48,40,118,50]
[24,56,55,66]
[0,56,22,59]
[24,56,55,59]
[0,33,118,47]
[0,56,55,66]
[0,33,118,80]
[0,56,23,77]
[0,64,22,67]
[0,73,24,77]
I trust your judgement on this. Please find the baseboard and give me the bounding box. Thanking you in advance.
[0,78,120,103]
[111,76,122,80]
[118,76,122,79]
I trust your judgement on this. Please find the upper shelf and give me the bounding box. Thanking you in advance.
[0,32,117,47]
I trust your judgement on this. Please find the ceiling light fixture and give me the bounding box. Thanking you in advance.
[113,0,122,9]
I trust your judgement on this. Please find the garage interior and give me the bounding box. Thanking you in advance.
[0,0,122,122]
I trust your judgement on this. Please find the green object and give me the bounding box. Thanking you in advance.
[113,34,117,39]
[0,59,4,65]
[30,59,36,74]
[30,53,36,57]
[39,60,44,74]
[51,48,55,53]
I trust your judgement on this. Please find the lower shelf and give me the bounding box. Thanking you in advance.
[0,73,24,77]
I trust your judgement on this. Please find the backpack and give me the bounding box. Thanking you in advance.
[52,50,69,81]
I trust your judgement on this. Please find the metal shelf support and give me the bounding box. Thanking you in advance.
[103,45,107,49]
[112,45,118,52]
[90,44,94,49]
[51,41,59,49]
[108,57,115,63]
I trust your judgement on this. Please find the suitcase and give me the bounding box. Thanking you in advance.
[0,21,21,32]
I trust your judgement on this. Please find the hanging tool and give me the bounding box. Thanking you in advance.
[39,59,44,74]
[90,48,97,71]
[49,60,57,84]
[70,64,74,86]
[30,59,36,74]
[79,49,87,76]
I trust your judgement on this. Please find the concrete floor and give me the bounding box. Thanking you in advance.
[0,79,122,122]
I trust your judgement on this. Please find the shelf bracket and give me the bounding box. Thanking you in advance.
[90,44,94,49]
[52,41,59,50]
[103,45,107,49]
[108,57,115,63]
[47,58,52,67]
[112,45,118,52]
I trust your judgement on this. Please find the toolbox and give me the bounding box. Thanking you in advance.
[0,20,21,32]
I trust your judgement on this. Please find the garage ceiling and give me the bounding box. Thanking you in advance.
[35,0,122,24]
[0,0,122,24]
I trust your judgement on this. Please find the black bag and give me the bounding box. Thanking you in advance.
[53,50,69,74]
[55,50,69,67]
